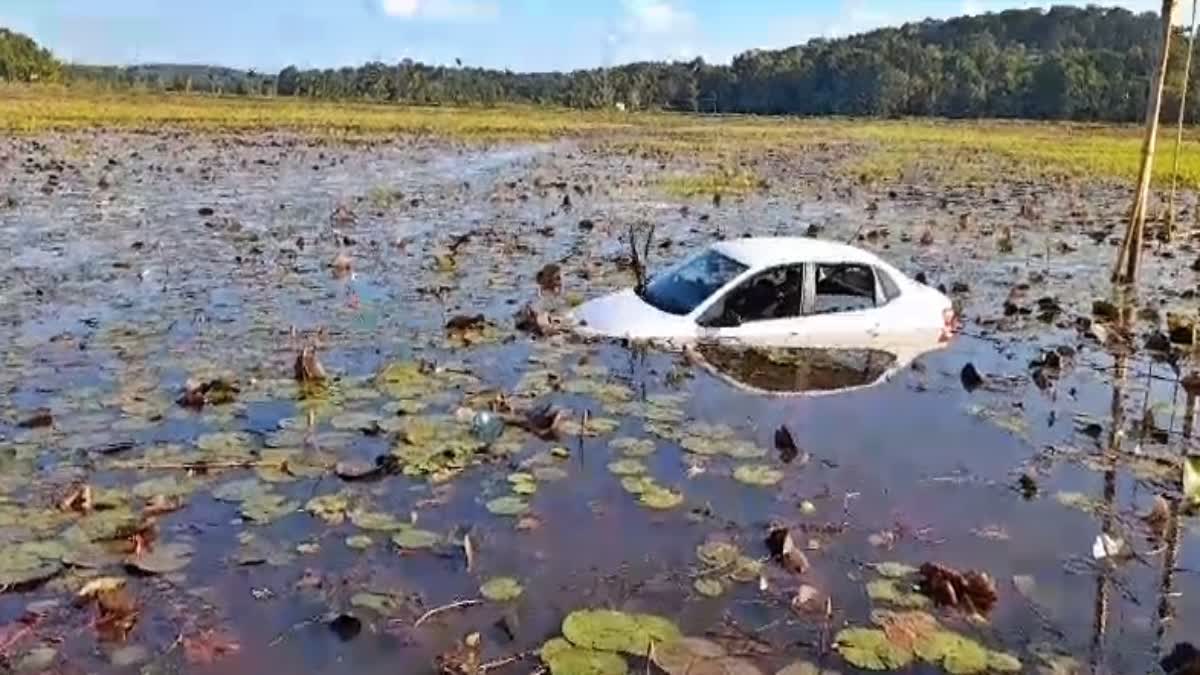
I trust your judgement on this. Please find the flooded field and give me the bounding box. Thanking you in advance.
[1,129,1199,675]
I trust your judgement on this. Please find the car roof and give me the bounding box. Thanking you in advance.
[710,237,887,269]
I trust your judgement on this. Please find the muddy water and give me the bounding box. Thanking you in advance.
[0,132,1198,675]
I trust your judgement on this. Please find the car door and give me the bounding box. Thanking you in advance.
[694,264,806,346]
[801,262,887,349]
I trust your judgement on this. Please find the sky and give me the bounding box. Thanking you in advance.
[0,0,1188,73]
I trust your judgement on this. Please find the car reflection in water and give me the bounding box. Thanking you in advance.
[688,335,944,397]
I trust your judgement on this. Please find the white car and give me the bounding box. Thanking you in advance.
[571,237,956,350]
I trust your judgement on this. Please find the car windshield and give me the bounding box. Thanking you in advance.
[641,250,748,316]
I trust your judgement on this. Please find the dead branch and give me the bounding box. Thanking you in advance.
[411,599,483,628]
[627,221,656,294]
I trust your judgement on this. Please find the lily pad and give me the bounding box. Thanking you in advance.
[126,542,194,575]
[620,476,654,494]
[533,466,569,482]
[697,541,741,567]
[607,459,647,476]
[693,577,725,597]
[866,579,932,608]
[729,557,763,583]
[0,543,63,589]
[986,651,1022,673]
[330,411,381,432]
[486,496,530,516]
[240,493,298,523]
[391,529,442,550]
[611,437,656,457]
[346,535,374,550]
[349,510,405,531]
[541,637,628,675]
[306,493,352,524]
[562,609,681,656]
[212,478,267,503]
[835,628,914,670]
[733,465,784,487]
[639,486,683,510]
[652,638,766,675]
[775,662,841,675]
[480,577,524,601]
[873,562,918,579]
[351,591,404,616]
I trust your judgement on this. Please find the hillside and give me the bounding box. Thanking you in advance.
[0,6,1193,122]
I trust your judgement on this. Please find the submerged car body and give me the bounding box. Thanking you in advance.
[571,237,956,351]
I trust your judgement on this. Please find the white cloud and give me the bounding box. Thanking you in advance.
[380,0,498,21]
[612,0,700,63]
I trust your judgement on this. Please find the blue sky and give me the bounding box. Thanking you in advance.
[0,0,1174,72]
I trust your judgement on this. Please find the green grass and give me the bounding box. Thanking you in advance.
[5,84,1200,188]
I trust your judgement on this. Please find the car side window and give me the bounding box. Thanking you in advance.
[877,267,902,303]
[698,265,804,328]
[813,264,877,314]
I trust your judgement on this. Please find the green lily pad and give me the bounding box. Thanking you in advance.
[639,486,683,510]
[351,592,404,616]
[131,475,196,500]
[923,632,990,674]
[607,459,647,476]
[349,510,405,531]
[733,465,784,487]
[562,609,681,657]
[866,579,932,608]
[693,577,725,597]
[651,638,766,675]
[346,535,374,550]
[533,466,569,482]
[480,577,524,602]
[986,651,1022,673]
[835,628,913,670]
[0,543,63,589]
[610,437,656,457]
[873,562,918,579]
[330,412,381,432]
[620,476,654,494]
[724,440,768,460]
[212,478,267,503]
[541,637,628,675]
[391,529,441,550]
[306,493,352,524]
[697,541,741,567]
[126,542,193,575]
[240,493,298,523]
[729,557,763,583]
[512,481,538,495]
[196,431,253,457]
[486,496,530,516]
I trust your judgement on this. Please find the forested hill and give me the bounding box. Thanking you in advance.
[2,5,1196,122]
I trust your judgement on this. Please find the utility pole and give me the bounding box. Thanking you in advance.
[1115,0,1179,284]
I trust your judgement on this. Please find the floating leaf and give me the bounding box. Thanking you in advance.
[867,579,932,608]
[480,577,524,602]
[652,638,765,675]
[345,535,374,550]
[533,466,569,482]
[733,465,784,487]
[639,486,683,510]
[693,577,725,597]
[330,411,381,432]
[486,496,530,517]
[987,651,1022,673]
[349,510,405,531]
[1185,456,1200,504]
[729,557,763,583]
[0,543,63,589]
[835,628,914,670]
[212,479,266,503]
[620,476,654,494]
[775,661,841,675]
[351,592,403,616]
[126,542,194,575]
[562,609,681,656]
[611,437,656,457]
[697,541,740,567]
[607,459,647,476]
[391,529,441,550]
[240,493,298,523]
[874,562,918,579]
[306,493,352,524]
[541,637,628,675]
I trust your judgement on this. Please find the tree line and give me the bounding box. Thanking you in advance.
[6,5,1200,122]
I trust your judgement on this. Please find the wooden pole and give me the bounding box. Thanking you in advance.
[1168,0,1200,241]
[1115,0,1179,284]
